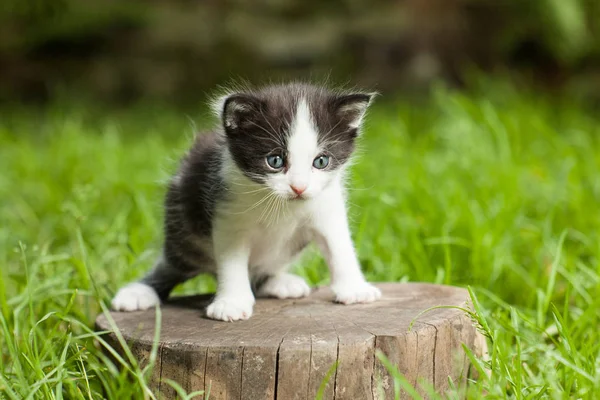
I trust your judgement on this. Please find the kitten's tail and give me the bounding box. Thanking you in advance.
[139,255,193,300]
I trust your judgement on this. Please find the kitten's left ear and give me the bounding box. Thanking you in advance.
[331,92,376,129]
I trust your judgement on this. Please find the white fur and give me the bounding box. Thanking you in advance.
[256,272,311,299]
[266,99,332,200]
[205,96,380,321]
[112,91,379,320]
[111,282,160,311]
[312,178,382,304]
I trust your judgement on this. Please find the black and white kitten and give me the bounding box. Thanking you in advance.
[111,83,382,321]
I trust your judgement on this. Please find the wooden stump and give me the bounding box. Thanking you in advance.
[96,283,485,399]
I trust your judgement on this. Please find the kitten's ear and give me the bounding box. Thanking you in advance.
[331,93,376,129]
[221,94,263,132]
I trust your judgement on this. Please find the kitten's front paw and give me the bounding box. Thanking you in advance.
[257,273,311,299]
[111,282,160,311]
[332,281,381,305]
[206,294,255,322]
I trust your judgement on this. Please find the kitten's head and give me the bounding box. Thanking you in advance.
[215,83,375,200]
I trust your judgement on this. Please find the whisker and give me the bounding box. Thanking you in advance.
[241,191,277,214]
[223,190,276,215]
[259,109,286,144]
[274,197,282,225]
[259,193,278,223]
[268,195,282,226]
[346,185,376,192]
[319,119,344,142]
[247,120,284,147]
[235,187,271,195]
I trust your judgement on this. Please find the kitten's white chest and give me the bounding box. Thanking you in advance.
[216,164,340,275]
[246,205,312,274]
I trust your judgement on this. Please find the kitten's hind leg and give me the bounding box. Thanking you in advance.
[255,272,311,299]
[111,255,197,311]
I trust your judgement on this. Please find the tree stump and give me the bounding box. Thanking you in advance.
[96,283,485,399]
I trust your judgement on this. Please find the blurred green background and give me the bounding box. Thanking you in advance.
[2,0,600,399]
[1,0,600,104]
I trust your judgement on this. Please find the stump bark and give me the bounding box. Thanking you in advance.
[96,283,485,399]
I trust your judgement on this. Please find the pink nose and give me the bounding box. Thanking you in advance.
[290,184,306,195]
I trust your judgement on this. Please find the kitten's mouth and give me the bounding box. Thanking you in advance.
[289,194,307,201]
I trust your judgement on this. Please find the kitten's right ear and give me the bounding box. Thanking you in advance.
[221,94,263,132]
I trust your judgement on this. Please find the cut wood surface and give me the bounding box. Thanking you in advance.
[96,283,485,399]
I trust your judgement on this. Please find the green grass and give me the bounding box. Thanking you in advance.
[1,80,600,398]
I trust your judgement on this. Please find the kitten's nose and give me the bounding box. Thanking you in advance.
[290,184,306,195]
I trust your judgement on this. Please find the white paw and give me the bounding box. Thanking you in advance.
[111,282,160,311]
[206,294,255,322]
[332,281,381,305]
[257,273,311,299]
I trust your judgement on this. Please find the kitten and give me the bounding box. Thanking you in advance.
[111,82,382,321]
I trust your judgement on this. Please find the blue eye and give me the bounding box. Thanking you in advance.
[313,155,330,169]
[266,155,285,169]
